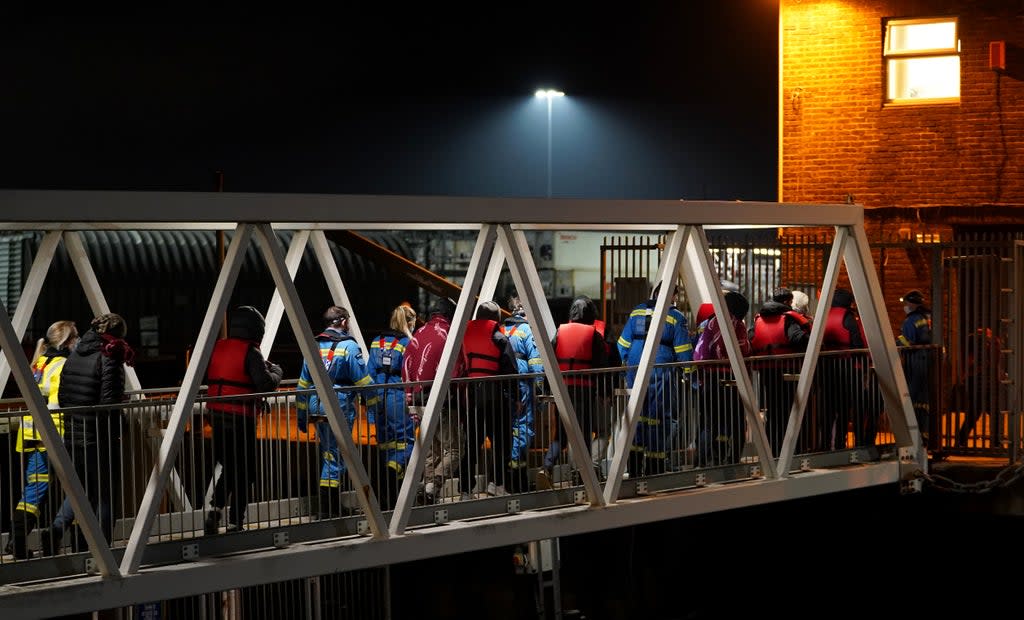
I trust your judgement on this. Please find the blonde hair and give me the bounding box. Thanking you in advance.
[389,305,417,338]
[33,320,78,360]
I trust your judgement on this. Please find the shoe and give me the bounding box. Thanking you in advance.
[225,523,243,533]
[204,509,222,536]
[38,528,62,556]
[486,482,508,497]
[535,468,554,490]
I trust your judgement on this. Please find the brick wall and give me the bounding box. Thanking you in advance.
[782,0,1024,208]
[780,0,1024,333]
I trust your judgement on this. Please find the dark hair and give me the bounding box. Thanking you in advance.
[651,282,679,299]
[772,287,794,305]
[724,291,749,319]
[832,289,854,308]
[429,297,457,320]
[507,294,525,315]
[323,305,349,328]
[568,295,597,325]
[475,300,501,322]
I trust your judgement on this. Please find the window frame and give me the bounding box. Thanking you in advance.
[883,16,960,105]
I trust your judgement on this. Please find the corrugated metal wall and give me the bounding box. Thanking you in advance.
[0,230,418,392]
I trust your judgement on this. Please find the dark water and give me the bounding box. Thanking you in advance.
[389,483,1024,620]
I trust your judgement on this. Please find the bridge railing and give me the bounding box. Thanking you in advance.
[0,192,931,617]
[2,345,937,583]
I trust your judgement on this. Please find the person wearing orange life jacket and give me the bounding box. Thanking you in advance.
[296,306,378,519]
[204,306,283,534]
[458,301,518,498]
[749,288,810,455]
[617,283,692,476]
[501,295,543,493]
[367,304,418,510]
[539,295,609,488]
[819,289,867,452]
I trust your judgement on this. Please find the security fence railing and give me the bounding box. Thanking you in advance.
[2,345,946,576]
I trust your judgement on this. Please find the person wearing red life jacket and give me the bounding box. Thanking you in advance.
[204,306,283,533]
[458,301,518,498]
[749,288,810,455]
[538,296,609,488]
[820,289,867,452]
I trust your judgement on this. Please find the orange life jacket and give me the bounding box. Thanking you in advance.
[206,338,259,415]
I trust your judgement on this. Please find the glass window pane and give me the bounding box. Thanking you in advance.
[887,21,956,53]
[887,56,960,100]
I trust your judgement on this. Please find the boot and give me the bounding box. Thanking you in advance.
[38,527,63,556]
[627,451,645,479]
[318,488,340,520]
[204,508,222,536]
[8,510,36,559]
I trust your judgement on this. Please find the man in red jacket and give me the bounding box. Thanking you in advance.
[402,298,465,503]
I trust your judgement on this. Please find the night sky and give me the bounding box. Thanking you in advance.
[3,5,779,200]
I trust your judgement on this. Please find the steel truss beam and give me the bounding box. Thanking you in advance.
[0,190,924,616]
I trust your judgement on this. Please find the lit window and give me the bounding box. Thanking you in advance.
[884,17,959,103]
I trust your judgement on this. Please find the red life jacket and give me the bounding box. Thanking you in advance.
[206,338,259,415]
[555,322,597,386]
[823,307,852,350]
[464,319,501,377]
[751,314,793,355]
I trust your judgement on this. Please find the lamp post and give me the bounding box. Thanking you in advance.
[535,89,564,198]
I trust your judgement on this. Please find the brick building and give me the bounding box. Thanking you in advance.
[778,0,1019,334]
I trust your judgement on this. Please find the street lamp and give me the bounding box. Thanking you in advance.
[535,89,564,198]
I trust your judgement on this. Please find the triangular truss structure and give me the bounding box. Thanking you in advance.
[0,191,926,616]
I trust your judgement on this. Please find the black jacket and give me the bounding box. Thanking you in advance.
[59,329,128,445]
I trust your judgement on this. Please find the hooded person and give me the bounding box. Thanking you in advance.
[203,306,283,533]
[540,296,610,488]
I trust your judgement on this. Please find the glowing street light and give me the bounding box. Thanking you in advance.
[535,89,565,198]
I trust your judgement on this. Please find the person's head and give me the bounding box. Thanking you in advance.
[772,287,794,306]
[832,289,854,309]
[229,306,265,341]
[695,302,714,326]
[91,313,127,339]
[390,304,417,338]
[901,289,925,313]
[475,300,501,322]
[34,320,78,359]
[568,295,598,325]
[429,297,457,321]
[724,291,749,320]
[650,282,679,302]
[791,290,810,316]
[507,294,525,317]
[323,305,350,330]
